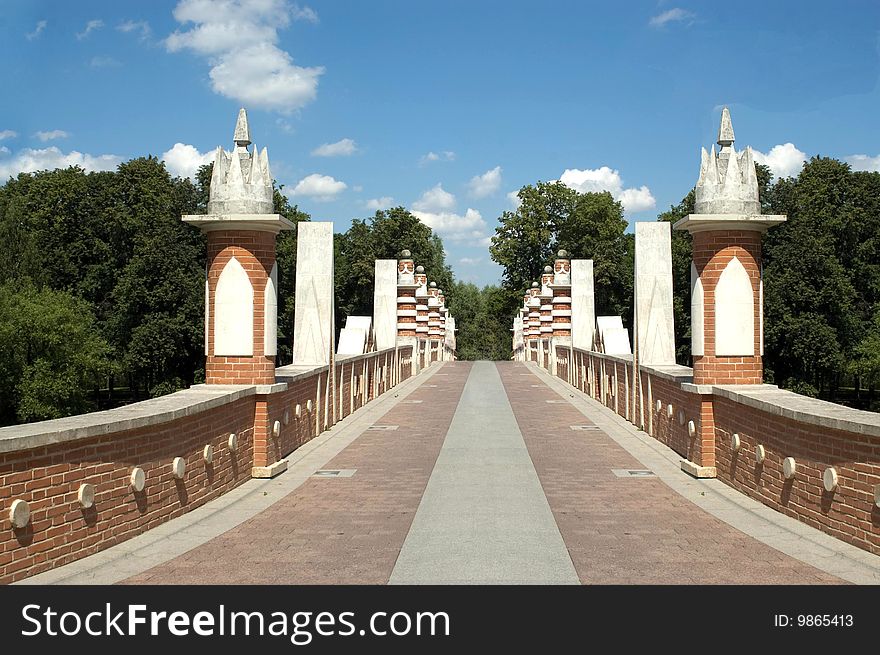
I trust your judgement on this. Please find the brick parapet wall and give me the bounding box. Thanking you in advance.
[550,346,880,556]
[0,346,413,584]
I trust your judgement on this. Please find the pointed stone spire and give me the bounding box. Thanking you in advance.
[717,106,735,146]
[233,108,251,147]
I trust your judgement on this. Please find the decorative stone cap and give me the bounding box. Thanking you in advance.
[182,213,295,234]
[673,213,786,234]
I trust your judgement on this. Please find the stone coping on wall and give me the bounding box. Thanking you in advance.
[561,346,694,384]
[0,385,261,454]
[564,345,880,438]
[712,384,880,438]
[0,346,407,454]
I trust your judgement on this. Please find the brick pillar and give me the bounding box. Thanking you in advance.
[551,253,572,339]
[203,230,277,385]
[690,230,763,385]
[396,252,418,339]
[527,282,541,361]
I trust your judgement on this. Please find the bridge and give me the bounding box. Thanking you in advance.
[2,109,879,585]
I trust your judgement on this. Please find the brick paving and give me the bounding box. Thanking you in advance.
[122,363,471,584]
[496,362,842,584]
[118,361,848,585]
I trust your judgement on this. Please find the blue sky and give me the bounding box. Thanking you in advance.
[2,1,879,286]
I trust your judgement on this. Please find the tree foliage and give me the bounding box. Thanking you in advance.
[334,207,453,333]
[0,284,112,423]
[489,181,633,355]
[445,283,513,361]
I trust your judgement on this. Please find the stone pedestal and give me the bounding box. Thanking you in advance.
[292,222,335,367]
[634,222,676,365]
[373,260,398,351]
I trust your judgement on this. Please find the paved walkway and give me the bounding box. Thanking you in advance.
[21,361,880,585]
[390,362,577,584]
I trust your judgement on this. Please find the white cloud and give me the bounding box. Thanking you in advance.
[558,166,656,213]
[291,4,319,23]
[753,143,807,179]
[506,190,522,209]
[413,183,456,212]
[459,257,482,266]
[616,185,656,213]
[162,143,215,179]
[90,56,122,68]
[0,130,17,141]
[419,150,455,166]
[649,8,696,28]
[412,208,488,243]
[365,196,394,211]
[0,147,121,181]
[311,138,358,157]
[26,20,47,41]
[468,165,502,199]
[34,130,69,142]
[117,20,152,41]
[166,0,323,113]
[845,154,880,172]
[76,19,104,40]
[0,146,9,155]
[290,173,347,201]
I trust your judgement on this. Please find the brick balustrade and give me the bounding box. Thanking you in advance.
[0,346,412,584]
[552,346,880,556]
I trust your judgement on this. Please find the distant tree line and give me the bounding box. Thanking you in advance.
[3,151,876,424]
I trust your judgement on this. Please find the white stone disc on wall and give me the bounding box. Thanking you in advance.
[130,467,146,492]
[783,457,797,479]
[9,499,30,528]
[214,256,254,356]
[823,467,838,492]
[714,256,755,356]
[78,483,96,509]
[264,261,278,356]
[755,445,765,464]
[172,457,186,479]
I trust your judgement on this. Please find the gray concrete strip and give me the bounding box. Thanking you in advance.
[389,361,579,584]
[530,363,880,585]
[17,364,446,586]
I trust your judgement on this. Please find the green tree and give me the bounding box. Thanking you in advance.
[490,182,633,344]
[445,282,511,361]
[762,158,863,394]
[0,284,112,424]
[334,207,453,334]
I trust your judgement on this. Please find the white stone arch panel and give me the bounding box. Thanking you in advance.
[214,256,254,356]
[264,262,278,356]
[204,274,210,355]
[714,256,755,356]
[691,261,704,357]
[759,266,764,355]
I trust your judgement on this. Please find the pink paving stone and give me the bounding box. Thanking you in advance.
[121,364,472,585]
[496,362,842,585]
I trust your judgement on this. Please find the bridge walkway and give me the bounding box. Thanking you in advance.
[25,361,880,585]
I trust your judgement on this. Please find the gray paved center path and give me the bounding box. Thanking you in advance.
[389,361,579,584]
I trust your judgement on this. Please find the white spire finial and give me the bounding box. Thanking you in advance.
[233,108,251,147]
[717,106,735,146]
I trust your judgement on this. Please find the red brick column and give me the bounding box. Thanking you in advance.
[205,229,276,385]
[691,230,762,385]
